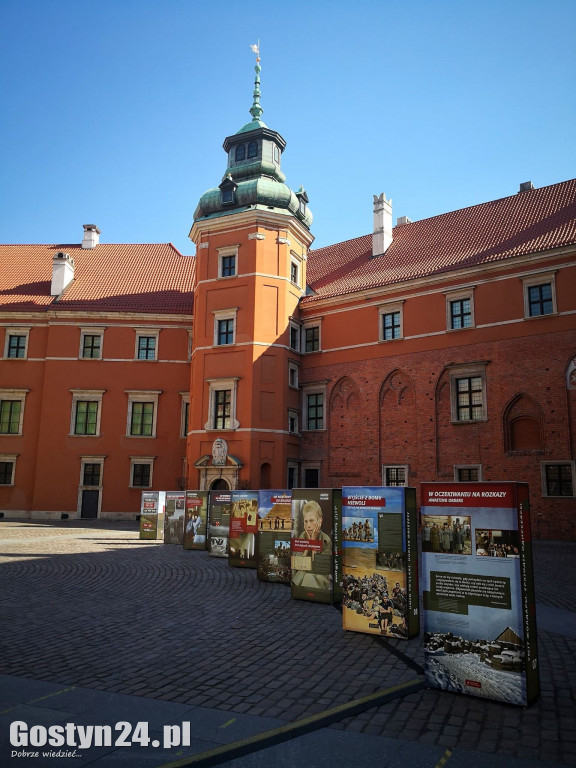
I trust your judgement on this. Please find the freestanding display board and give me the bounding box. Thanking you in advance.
[183,491,208,550]
[291,489,342,604]
[139,491,166,540]
[207,490,231,557]
[342,486,419,639]
[421,482,539,706]
[257,490,292,583]
[229,491,259,568]
[164,491,185,544]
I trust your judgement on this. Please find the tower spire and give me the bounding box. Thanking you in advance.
[249,41,263,122]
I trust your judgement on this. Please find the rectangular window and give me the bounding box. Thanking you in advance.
[75,401,98,435]
[0,461,15,485]
[304,326,320,352]
[217,318,234,345]
[0,400,21,434]
[137,336,156,360]
[214,390,231,429]
[289,363,299,388]
[307,393,324,430]
[457,467,480,481]
[456,377,484,421]
[291,261,299,285]
[384,466,407,486]
[304,468,319,488]
[544,464,574,497]
[528,283,553,317]
[182,400,190,438]
[81,334,102,359]
[290,324,300,351]
[450,299,472,329]
[221,254,236,277]
[132,463,151,487]
[382,311,401,340]
[286,464,298,488]
[288,410,299,434]
[130,402,154,436]
[83,463,101,486]
[7,335,27,358]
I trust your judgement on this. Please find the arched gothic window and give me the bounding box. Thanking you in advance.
[247,141,258,158]
[235,144,245,162]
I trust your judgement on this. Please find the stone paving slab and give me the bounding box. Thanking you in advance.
[0,521,575,766]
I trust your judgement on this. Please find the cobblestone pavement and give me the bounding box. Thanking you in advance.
[0,520,575,766]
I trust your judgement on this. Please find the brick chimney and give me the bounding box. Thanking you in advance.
[82,224,101,249]
[51,251,75,296]
[372,193,393,257]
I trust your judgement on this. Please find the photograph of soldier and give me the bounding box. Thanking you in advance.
[421,514,472,555]
[475,529,520,557]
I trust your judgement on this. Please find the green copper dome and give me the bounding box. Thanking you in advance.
[193,53,312,231]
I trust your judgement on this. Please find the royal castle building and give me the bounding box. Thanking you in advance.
[1,58,575,539]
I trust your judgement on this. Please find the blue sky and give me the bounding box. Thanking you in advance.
[1,0,575,256]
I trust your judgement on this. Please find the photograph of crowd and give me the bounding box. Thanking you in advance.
[343,570,408,637]
[257,540,291,583]
[421,515,472,555]
[475,529,520,558]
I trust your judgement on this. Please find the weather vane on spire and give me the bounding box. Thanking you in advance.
[249,41,263,122]
[250,41,260,62]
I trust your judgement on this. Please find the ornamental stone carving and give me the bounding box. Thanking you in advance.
[212,438,228,466]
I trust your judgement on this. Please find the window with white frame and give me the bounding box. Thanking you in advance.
[303,323,321,353]
[4,328,30,359]
[288,361,299,389]
[205,378,239,431]
[81,458,104,487]
[80,328,104,359]
[287,462,299,490]
[187,330,194,362]
[180,393,190,438]
[445,288,475,330]
[382,465,408,486]
[522,272,557,318]
[126,390,161,437]
[302,384,326,431]
[449,364,487,423]
[288,409,299,434]
[0,390,28,435]
[290,258,300,287]
[541,462,575,497]
[218,246,238,278]
[0,454,17,485]
[213,309,237,346]
[455,465,482,482]
[70,390,104,436]
[135,329,159,360]
[378,302,404,341]
[289,321,301,352]
[130,457,155,488]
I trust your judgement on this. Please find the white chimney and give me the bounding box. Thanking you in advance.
[82,224,101,249]
[372,193,393,257]
[51,252,75,296]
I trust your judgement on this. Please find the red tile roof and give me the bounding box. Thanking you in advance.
[306,179,576,302]
[0,243,196,314]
